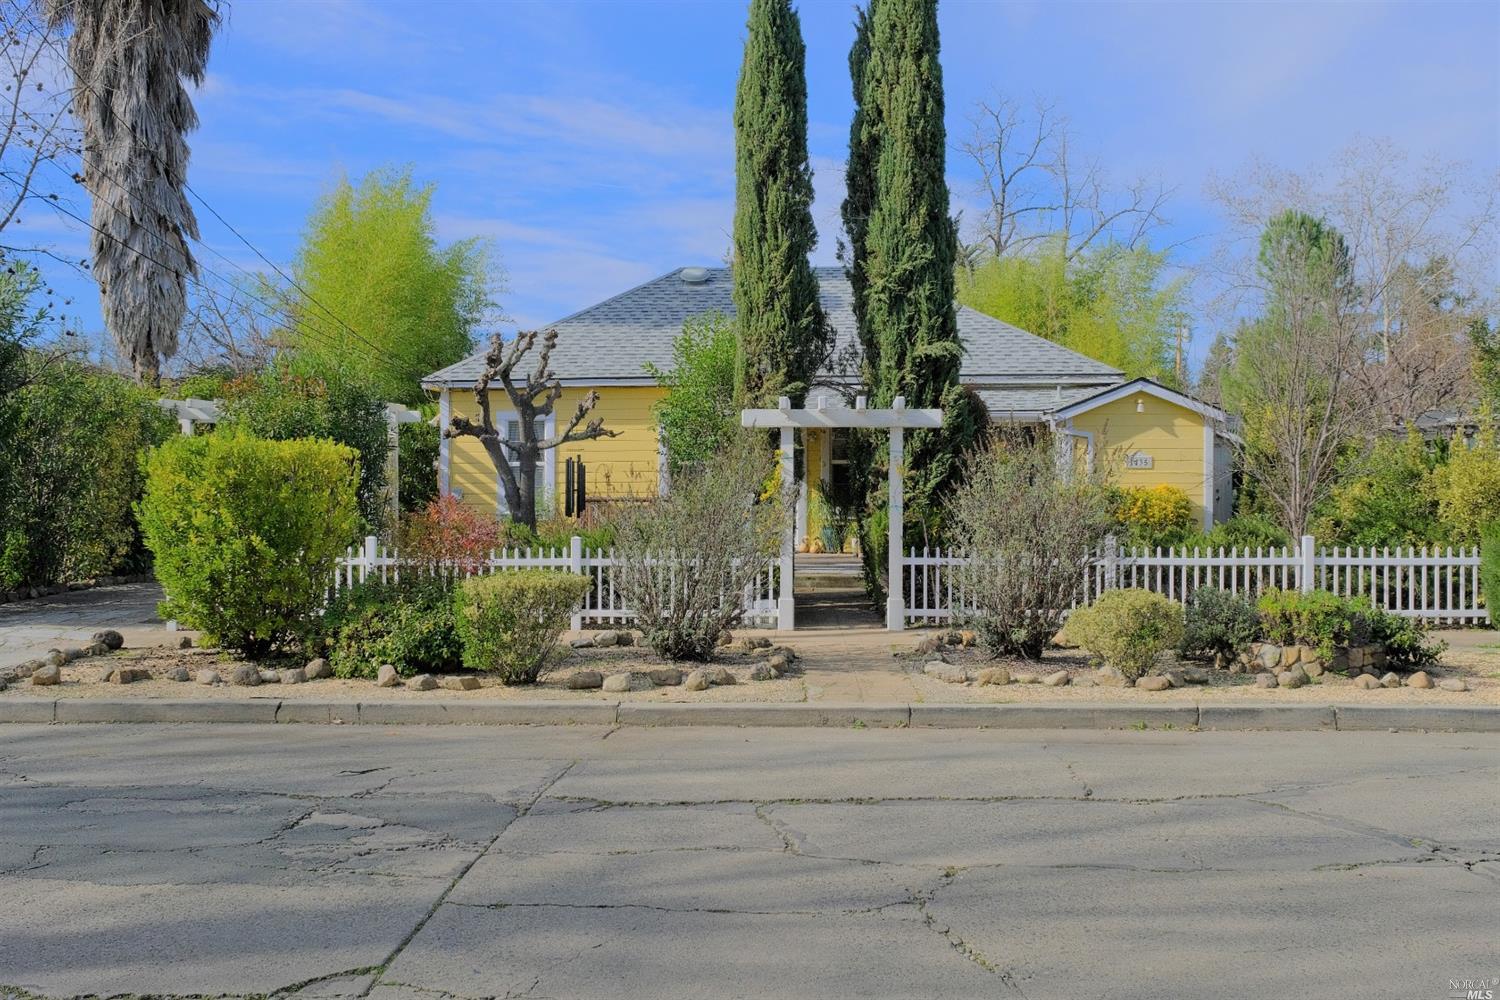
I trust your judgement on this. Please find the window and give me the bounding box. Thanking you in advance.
[829,429,851,495]
[499,417,547,514]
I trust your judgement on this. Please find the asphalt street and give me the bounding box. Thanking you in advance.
[0,723,1495,999]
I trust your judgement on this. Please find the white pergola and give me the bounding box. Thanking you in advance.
[741,395,943,632]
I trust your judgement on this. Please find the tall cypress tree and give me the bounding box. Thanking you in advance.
[859,0,984,535]
[840,3,877,375]
[732,0,828,405]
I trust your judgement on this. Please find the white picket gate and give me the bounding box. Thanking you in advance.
[333,535,782,629]
[904,535,1486,627]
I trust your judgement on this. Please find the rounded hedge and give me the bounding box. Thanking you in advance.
[1067,588,1185,680]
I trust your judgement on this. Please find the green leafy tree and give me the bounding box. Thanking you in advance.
[858,0,983,533]
[287,168,491,405]
[956,240,1186,384]
[731,0,828,405]
[1314,432,1443,547]
[646,312,739,473]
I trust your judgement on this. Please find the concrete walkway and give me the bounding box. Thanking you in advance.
[0,584,169,668]
[0,723,1494,998]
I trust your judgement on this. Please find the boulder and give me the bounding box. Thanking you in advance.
[1254,672,1279,689]
[1135,675,1171,691]
[1163,670,1186,689]
[406,674,438,691]
[593,630,621,648]
[1253,644,1282,672]
[376,664,400,688]
[1302,659,1325,678]
[108,667,150,685]
[923,661,969,684]
[602,672,633,693]
[195,669,221,686]
[91,629,125,651]
[684,669,709,692]
[442,675,481,691]
[1405,671,1433,689]
[747,663,774,681]
[1042,670,1070,687]
[569,635,595,649]
[765,645,797,662]
[86,642,111,657]
[177,636,194,649]
[705,666,736,686]
[1071,674,1096,688]
[280,668,306,685]
[1093,667,1128,688]
[41,650,65,668]
[959,630,977,647]
[941,630,964,646]
[1326,649,1349,673]
[1353,673,1381,690]
[31,664,61,686]
[165,666,191,682]
[1276,668,1308,690]
[615,631,636,647]
[565,670,604,690]
[1379,671,1402,689]
[1181,667,1211,685]
[1279,646,1302,670]
[258,669,281,684]
[646,668,683,687]
[975,667,1010,686]
[228,664,261,687]
[766,655,789,676]
[304,658,332,680]
[13,660,38,678]
[1013,673,1040,685]
[1438,677,1469,693]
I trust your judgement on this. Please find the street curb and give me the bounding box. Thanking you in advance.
[910,703,1199,729]
[0,699,1497,732]
[617,702,911,728]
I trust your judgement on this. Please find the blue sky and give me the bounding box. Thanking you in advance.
[30,0,1500,368]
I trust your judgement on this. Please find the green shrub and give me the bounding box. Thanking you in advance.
[1114,484,1196,549]
[1432,429,1500,545]
[1314,433,1442,547]
[453,570,588,683]
[1484,522,1500,624]
[0,357,173,589]
[1255,589,1371,661]
[1180,513,1290,552]
[1066,589,1185,680]
[320,577,461,678]
[1365,609,1446,669]
[398,418,440,513]
[1179,587,1259,661]
[138,432,360,656]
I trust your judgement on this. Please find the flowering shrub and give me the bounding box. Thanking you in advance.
[399,495,499,573]
[1115,484,1195,549]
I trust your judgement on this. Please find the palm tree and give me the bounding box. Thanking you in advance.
[45,0,220,384]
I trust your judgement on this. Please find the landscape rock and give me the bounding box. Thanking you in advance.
[1254,672,1279,689]
[959,630,977,647]
[705,665,736,686]
[565,670,604,690]
[1071,673,1095,687]
[91,629,125,650]
[304,658,331,680]
[165,666,191,682]
[108,667,149,685]
[765,645,797,662]
[941,630,964,646]
[1253,644,1282,671]
[1302,659,1325,678]
[1326,649,1348,673]
[569,635,595,649]
[747,663,774,681]
[1438,677,1469,692]
[615,631,636,647]
[1276,668,1308,690]
[1013,673,1040,685]
[195,669,221,686]
[13,660,38,679]
[593,631,621,648]
[177,636,194,649]
[442,675,481,691]
[739,637,772,653]
[1379,671,1402,689]
[766,655,789,676]
[406,674,438,691]
[1135,675,1171,691]
[258,669,281,684]
[1181,667,1211,684]
[229,664,261,687]
[31,664,61,686]
[376,664,400,688]
[86,642,111,657]
[923,661,969,684]
[1163,670,1186,688]
[975,667,1010,686]
[1405,671,1433,689]
[684,669,709,691]
[1092,667,1128,688]
[280,667,306,685]
[646,667,683,687]
[602,672,633,693]
[1353,673,1381,690]
[1042,670,1070,687]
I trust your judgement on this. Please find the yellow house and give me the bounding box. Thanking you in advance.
[422,267,1234,535]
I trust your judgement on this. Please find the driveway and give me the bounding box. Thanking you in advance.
[0,583,169,668]
[0,724,1494,999]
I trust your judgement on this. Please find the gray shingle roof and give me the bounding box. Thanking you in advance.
[976,385,1111,420]
[424,266,1123,388]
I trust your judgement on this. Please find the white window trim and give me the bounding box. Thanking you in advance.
[492,411,557,518]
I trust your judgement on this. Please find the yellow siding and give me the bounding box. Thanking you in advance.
[1069,393,1209,523]
[447,386,663,515]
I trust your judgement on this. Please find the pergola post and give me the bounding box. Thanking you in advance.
[886,397,905,632]
[777,396,796,632]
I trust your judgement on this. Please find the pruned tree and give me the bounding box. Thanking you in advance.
[960,94,1171,262]
[445,329,618,530]
[176,282,278,375]
[45,0,221,385]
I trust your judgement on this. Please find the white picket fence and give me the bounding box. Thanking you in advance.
[333,535,783,629]
[905,535,1486,627]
